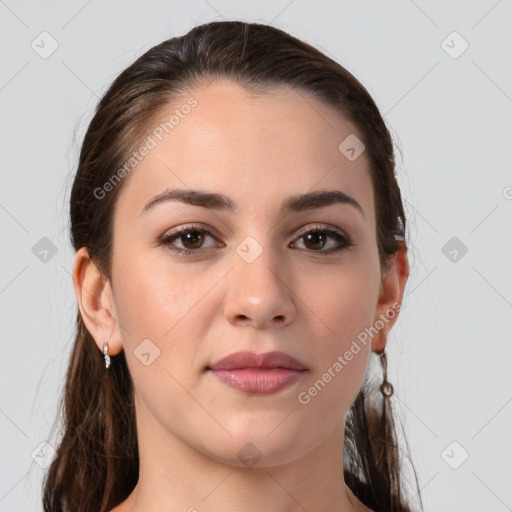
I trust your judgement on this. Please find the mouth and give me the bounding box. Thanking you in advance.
[206,350,308,395]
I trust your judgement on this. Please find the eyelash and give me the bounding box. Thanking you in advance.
[157,223,354,256]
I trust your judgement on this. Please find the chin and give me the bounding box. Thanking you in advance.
[198,420,316,469]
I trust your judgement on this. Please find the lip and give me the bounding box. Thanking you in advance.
[206,351,308,395]
[209,350,307,371]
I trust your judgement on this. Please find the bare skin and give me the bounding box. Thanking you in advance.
[73,80,408,512]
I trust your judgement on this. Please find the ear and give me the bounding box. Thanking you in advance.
[72,247,123,356]
[372,241,409,354]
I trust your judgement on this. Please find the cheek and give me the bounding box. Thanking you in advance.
[111,255,209,430]
[113,250,206,340]
[296,259,380,412]
[305,254,380,342]
[111,252,222,392]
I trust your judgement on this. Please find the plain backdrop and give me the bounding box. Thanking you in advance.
[1,1,511,511]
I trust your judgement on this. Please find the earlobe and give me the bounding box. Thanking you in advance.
[72,247,123,356]
[372,241,409,354]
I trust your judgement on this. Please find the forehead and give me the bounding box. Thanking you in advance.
[114,80,374,223]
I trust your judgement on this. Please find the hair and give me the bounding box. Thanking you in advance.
[43,20,423,512]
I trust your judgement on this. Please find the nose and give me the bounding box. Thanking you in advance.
[223,244,296,329]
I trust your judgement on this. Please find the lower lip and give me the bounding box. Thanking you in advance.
[208,368,306,394]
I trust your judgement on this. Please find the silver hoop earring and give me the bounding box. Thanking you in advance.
[103,340,111,369]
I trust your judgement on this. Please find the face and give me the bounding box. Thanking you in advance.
[106,80,388,467]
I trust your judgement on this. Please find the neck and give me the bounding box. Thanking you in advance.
[120,401,366,512]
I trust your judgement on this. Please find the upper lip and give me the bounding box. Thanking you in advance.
[208,351,307,371]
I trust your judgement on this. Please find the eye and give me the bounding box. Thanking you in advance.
[291,225,353,255]
[158,224,222,255]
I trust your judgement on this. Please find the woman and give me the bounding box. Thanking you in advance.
[43,20,422,512]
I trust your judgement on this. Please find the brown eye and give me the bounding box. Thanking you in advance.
[158,225,221,254]
[303,231,327,251]
[292,227,353,254]
[179,230,206,249]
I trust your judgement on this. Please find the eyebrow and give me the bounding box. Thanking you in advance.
[141,188,365,218]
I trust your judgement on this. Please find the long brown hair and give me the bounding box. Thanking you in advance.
[43,20,423,512]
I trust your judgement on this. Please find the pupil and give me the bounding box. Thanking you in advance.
[183,231,204,248]
[305,232,325,250]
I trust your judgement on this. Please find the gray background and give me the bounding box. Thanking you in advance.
[1,1,511,510]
